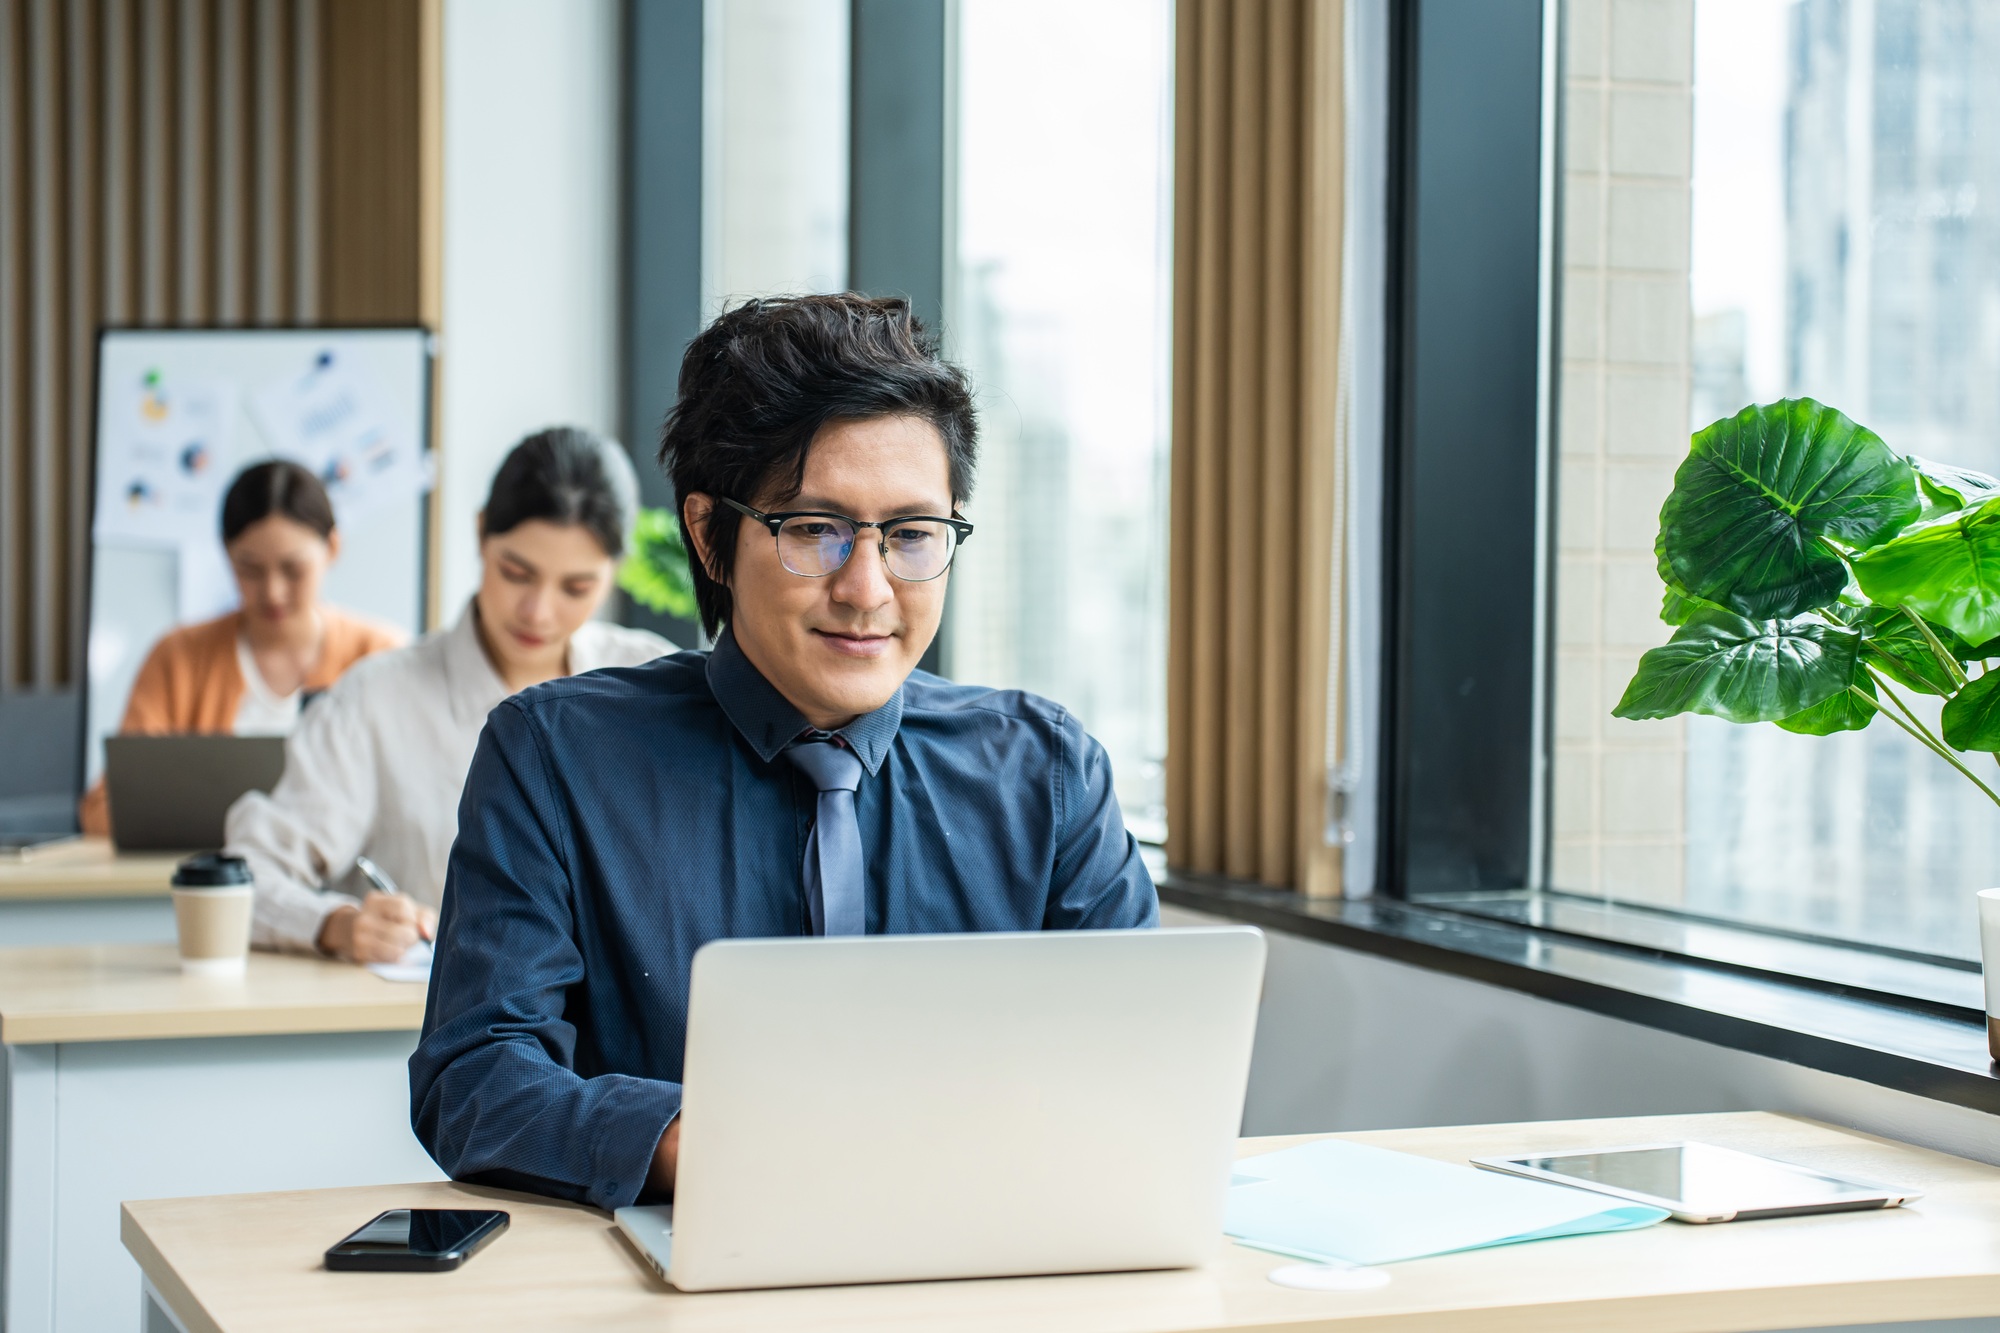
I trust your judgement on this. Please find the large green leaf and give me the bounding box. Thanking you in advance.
[1658,399,1918,620]
[1942,670,2000,752]
[1776,672,1876,735]
[1846,605,1968,696]
[1658,582,1725,627]
[1612,606,1863,724]
[1910,456,2000,521]
[1655,531,1723,626]
[1850,497,2000,645]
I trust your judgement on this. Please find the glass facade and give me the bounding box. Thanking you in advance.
[948,0,1175,842]
[1553,0,2000,959]
[703,0,851,306]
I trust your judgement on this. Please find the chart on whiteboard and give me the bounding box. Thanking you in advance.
[92,331,433,621]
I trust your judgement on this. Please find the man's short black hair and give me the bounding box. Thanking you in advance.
[659,293,978,636]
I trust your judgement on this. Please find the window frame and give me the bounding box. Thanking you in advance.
[1380,0,1549,903]
[1375,0,1988,1015]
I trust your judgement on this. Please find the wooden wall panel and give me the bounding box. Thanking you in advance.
[178,0,210,321]
[3,0,28,685]
[27,0,71,685]
[289,0,317,320]
[319,0,423,322]
[1,0,21,684]
[63,0,99,680]
[1167,0,1345,895]
[0,0,437,693]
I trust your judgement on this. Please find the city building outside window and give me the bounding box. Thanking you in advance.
[1554,0,2000,960]
[948,0,1175,843]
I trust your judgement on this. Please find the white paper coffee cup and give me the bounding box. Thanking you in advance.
[172,886,254,977]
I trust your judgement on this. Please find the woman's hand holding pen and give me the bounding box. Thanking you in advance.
[317,855,437,964]
[319,892,437,963]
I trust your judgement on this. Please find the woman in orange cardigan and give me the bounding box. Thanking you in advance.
[80,460,404,835]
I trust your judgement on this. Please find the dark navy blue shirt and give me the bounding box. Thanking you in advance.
[409,630,1158,1211]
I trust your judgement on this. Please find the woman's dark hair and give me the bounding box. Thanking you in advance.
[481,426,639,559]
[659,293,978,635]
[220,460,337,544]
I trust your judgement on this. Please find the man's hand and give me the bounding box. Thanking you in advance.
[646,1118,682,1197]
[318,891,437,964]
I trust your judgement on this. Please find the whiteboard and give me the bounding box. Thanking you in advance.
[85,328,434,783]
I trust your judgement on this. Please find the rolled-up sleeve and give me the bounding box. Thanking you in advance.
[1044,713,1159,930]
[409,700,681,1212]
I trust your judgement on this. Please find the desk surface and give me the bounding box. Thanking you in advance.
[0,836,178,901]
[0,944,426,1044]
[123,1111,2000,1333]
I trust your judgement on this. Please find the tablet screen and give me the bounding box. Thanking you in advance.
[1513,1143,1891,1212]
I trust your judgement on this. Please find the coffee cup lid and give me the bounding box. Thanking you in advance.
[173,852,252,887]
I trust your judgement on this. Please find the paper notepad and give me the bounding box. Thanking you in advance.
[367,940,432,984]
[1226,1140,1669,1267]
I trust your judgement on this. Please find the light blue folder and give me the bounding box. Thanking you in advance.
[1226,1140,1670,1267]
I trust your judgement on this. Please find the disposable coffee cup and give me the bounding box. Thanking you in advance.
[171,853,254,978]
[1980,890,2000,1063]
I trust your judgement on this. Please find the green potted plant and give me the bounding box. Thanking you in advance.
[618,505,699,623]
[1614,397,2000,1058]
[1615,397,2000,794]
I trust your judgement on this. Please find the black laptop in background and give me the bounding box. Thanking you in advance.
[104,735,287,852]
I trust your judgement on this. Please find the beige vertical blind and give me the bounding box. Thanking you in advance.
[1167,0,1345,896]
[0,0,436,694]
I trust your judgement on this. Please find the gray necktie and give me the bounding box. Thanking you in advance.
[785,739,865,936]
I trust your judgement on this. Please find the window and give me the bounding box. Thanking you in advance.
[1552,0,2000,962]
[702,0,850,304]
[946,0,1175,842]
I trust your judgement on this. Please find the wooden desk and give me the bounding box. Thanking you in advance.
[1,945,441,1333]
[123,1112,2000,1333]
[0,943,427,1043]
[0,837,177,946]
[0,837,180,899]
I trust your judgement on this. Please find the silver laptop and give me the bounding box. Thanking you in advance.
[103,735,286,852]
[615,926,1265,1292]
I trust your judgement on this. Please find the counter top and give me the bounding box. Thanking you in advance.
[0,944,426,1044]
[0,836,178,901]
[124,1111,2000,1333]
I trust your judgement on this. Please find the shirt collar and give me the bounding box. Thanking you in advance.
[441,600,511,729]
[442,601,632,726]
[705,627,903,776]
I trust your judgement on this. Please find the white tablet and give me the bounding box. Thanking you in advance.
[1471,1141,1921,1224]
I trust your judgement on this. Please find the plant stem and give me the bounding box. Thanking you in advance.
[1862,667,2000,808]
[1866,697,1997,804]
[1899,605,1969,688]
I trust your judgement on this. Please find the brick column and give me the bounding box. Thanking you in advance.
[1551,0,1694,903]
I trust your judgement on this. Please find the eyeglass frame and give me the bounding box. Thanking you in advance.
[719,496,975,582]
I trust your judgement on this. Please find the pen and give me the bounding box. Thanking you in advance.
[354,853,434,950]
[353,854,403,899]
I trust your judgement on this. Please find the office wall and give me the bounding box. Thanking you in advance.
[1161,907,2000,1168]
[0,0,436,826]
[437,0,623,616]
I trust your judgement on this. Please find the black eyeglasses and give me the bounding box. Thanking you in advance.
[722,498,975,583]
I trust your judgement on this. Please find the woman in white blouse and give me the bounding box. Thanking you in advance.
[226,428,672,964]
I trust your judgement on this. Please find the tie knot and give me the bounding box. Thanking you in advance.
[786,739,863,793]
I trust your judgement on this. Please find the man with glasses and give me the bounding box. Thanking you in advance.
[411,295,1157,1210]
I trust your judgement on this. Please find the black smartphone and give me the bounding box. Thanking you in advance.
[324,1209,509,1272]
